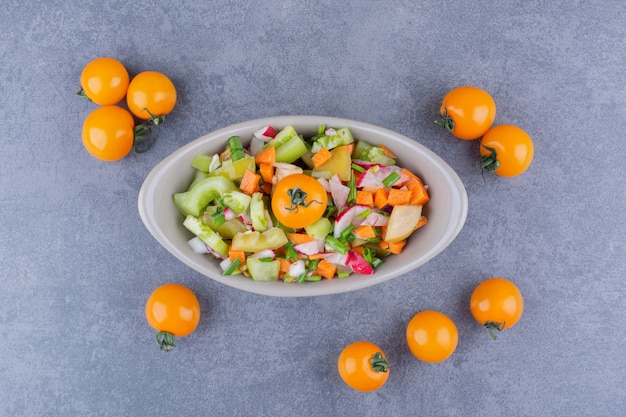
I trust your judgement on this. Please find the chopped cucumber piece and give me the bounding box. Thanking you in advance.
[222,190,252,214]
[262,125,298,150]
[189,170,209,189]
[275,135,307,163]
[183,215,229,259]
[250,192,268,232]
[201,208,248,239]
[304,217,333,240]
[191,154,215,172]
[311,127,354,153]
[174,175,236,217]
[246,258,280,282]
[353,140,373,160]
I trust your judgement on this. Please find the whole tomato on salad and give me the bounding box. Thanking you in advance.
[271,173,328,229]
[82,105,136,161]
[470,277,524,340]
[126,71,177,124]
[337,341,389,392]
[79,57,130,105]
[145,283,201,351]
[479,124,534,177]
[406,310,458,363]
[436,86,496,140]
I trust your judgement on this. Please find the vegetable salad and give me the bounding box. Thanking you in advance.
[174,124,430,283]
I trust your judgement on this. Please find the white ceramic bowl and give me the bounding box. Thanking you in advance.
[138,116,468,297]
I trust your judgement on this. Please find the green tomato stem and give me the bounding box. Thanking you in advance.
[370,352,389,373]
[484,321,505,340]
[133,124,153,153]
[142,107,167,126]
[156,331,176,351]
[480,145,500,173]
[434,108,455,133]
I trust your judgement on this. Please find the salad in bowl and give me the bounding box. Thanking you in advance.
[138,116,467,297]
[175,124,431,283]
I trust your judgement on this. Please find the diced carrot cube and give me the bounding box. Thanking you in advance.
[239,169,261,195]
[228,248,246,264]
[254,146,276,165]
[315,259,337,279]
[259,163,274,184]
[386,188,412,206]
[287,233,315,245]
[387,240,407,254]
[356,190,374,206]
[402,168,430,205]
[354,225,377,239]
[374,188,388,209]
[311,148,332,168]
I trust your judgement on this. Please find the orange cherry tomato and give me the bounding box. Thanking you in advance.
[437,86,496,140]
[271,174,328,229]
[126,71,177,122]
[145,283,201,351]
[470,277,524,339]
[81,105,135,161]
[406,310,458,363]
[479,125,534,177]
[79,57,129,105]
[337,341,389,392]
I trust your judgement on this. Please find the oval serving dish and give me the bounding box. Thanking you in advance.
[138,115,468,297]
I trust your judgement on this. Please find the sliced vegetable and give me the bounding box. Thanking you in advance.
[239,169,261,195]
[174,175,236,217]
[183,215,229,259]
[231,228,289,252]
[384,205,423,243]
[246,257,280,281]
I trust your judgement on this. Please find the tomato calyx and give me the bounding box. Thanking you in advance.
[155,330,177,351]
[480,145,500,173]
[434,107,455,133]
[142,107,168,126]
[284,187,323,214]
[76,88,93,101]
[370,352,389,373]
[484,321,505,340]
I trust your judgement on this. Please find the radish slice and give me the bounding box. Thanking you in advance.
[347,250,374,275]
[357,165,408,188]
[273,163,303,185]
[289,260,306,277]
[361,211,389,227]
[219,258,233,271]
[254,125,277,140]
[188,237,209,254]
[329,174,349,213]
[325,252,350,270]
[294,239,325,255]
[237,212,253,229]
[223,207,237,221]
[249,249,276,259]
[249,136,265,155]
[333,205,370,238]
[316,177,331,193]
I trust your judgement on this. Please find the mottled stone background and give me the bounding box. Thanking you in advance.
[1,1,624,416]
